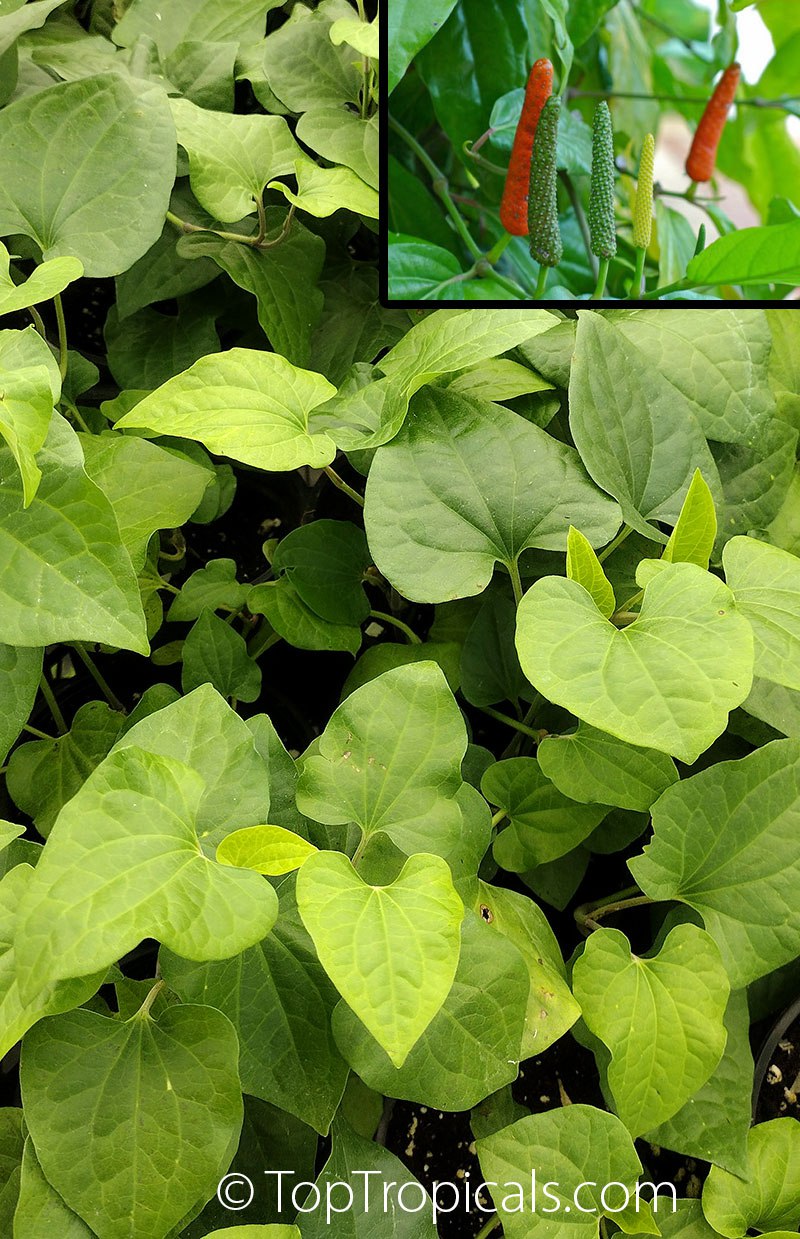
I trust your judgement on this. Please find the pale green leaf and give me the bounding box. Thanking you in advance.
[445,357,554,401]
[687,221,800,288]
[743,677,800,738]
[21,1002,243,1239]
[160,878,347,1136]
[387,0,459,94]
[115,349,337,471]
[0,864,103,1062]
[113,683,273,850]
[516,562,753,763]
[713,421,798,547]
[567,525,616,618]
[0,822,23,852]
[181,610,262,703]
[171,97,302,223]
[269,158,378,219]
[573,925,729,1136]
[476,1104,645,1239]
[296,850,463,1067]
[0,324,59,505]
[0,74,176,277]
[176,217,325,367]
[629,738,800,986]
[247,578,362,655]
[0,644,40,766]
[6,700,125,838]
[723,535,800,691]
[475,881,580,1056]
[79,431,211,571]
[217,825,317,875]
[647,989,752,1177]
[113,0,279,57]
[0,415,148,654]
[329,16,379,58]
[167,559,250,622]
[766,308,800,430]
[483,757,608,869]
[0,243,82,315]
[702,1119,800,1237]
[663,469,717,569]
[537,723,678,812]
[14,1139,94,1239]
[203,1229,301,1239]
[14,745,278,1004]
[261,1,361,111]
[331,911,529,1111]
[0,0,68,56]
[295,107,378,189]
[607,309,775,448]
[377,307,557,394]
[569,313,722,542]
[296,662,466,858]
[364,386,620,603]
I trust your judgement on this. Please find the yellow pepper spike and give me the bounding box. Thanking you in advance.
[632,133,655,251]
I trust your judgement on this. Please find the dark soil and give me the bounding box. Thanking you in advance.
[754,1011,800,1124]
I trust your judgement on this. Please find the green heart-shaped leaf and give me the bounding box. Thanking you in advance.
[573,924,730,1136]
[483,757,608,869]
[537,723,678,812]
[15,745,278,1005]
[365,385,621,603]
[702,1118,800,1236]
[296,850,463,1067]
[516,561,753,763]
[723,535,800,691]
[216,825,317,875]
[297,662,467,858]
[115,349,338,472]
[21,1002,243,1239]
[0,75,176,277]
[629,738,800,987]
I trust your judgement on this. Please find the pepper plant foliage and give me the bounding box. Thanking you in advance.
[0,6,799,1235]
[387,0,800,300]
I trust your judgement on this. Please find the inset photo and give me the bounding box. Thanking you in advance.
[383,0,800,303]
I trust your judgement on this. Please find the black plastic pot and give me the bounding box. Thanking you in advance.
[752,993,800,1123]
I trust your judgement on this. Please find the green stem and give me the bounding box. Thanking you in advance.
[254,194,267,245]
[132,979,165,1020]
[534,263,549,299]
[351,832,369,869]
[165,209,263,249]
[631,246,647,298]
[248,627,282,660]
[38,674,67,735]
[22,723,57,741]
[475,1214,501,1239]
[491,808,508,829]
[323,464,364,507]
[641,278,692,300]
[567,88,800,111]
[53,293,68,381]
[485,233,512,264]
[507,559,524,606]
[71,643,125,713]
[28,305,47,338]
[389,116,483,262]
[575,887,654,934]
[477,264,528,299]
[368,610,422,644]
[597,525,632,563]
[559,171,597,279]
[464,143,508,176]
[478,705,543,740]
[591,256,610,300]
[685,180,699,202]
